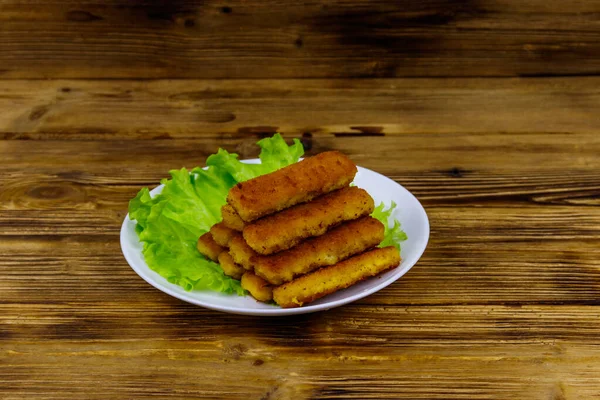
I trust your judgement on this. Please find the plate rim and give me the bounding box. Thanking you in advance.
[120,161,429,316]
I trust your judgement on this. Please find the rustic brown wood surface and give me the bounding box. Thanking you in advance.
[2,0,600,398]
[1,78,600,139]
[2,0,600,78]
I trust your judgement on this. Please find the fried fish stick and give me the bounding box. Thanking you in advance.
[273,246,400,308]
[227,151,357,222]
[253,216,384,285]
[218,251,245,280]
[221,204,246,231]
[228,233,256,271]
[197,232,225,262]
[241,272,273,302]
[210,222,236,247]
[243,187,374,255]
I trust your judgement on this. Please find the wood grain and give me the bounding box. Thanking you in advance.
[1,0,600,78]
[1,19,599,394]
[1,133,600,174]
[1,78,600,138]
[2,339,599,399]
[2,126,600,398]
[2,233,599,307]
[2,303,600,399]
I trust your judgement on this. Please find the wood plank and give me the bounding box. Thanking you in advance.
[2,341,599,399]
[2,308,600,398]
[3,301,599,342]
[2,132,600,210]
[1,78,600,138]
[1,134,599,173]
[1,234,599,306]
[1,0,600,78]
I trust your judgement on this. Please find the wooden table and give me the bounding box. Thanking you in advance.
[2,1,600,399]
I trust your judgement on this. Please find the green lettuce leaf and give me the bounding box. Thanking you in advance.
[202,148,261,183]
[128,187,158,235]
[128,133,304,294]
[372,201,408,252]
[256,134,304,171]
[202,133,304,181]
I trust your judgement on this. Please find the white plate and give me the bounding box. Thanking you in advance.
[120,160,429,316]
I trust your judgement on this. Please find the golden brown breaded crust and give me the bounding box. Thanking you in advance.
[228,233,256,271]
[253,216,384,285]
[218,251,245,280]
[243,186,374,255]
[210,222,236,247]
[227,151,357,222]
[196,232,225,262]
[273,246,400,308]
[241,272,273,302]
[221,204,246,231]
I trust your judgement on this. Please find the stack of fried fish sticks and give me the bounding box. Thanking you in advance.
[197,151,401,308]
